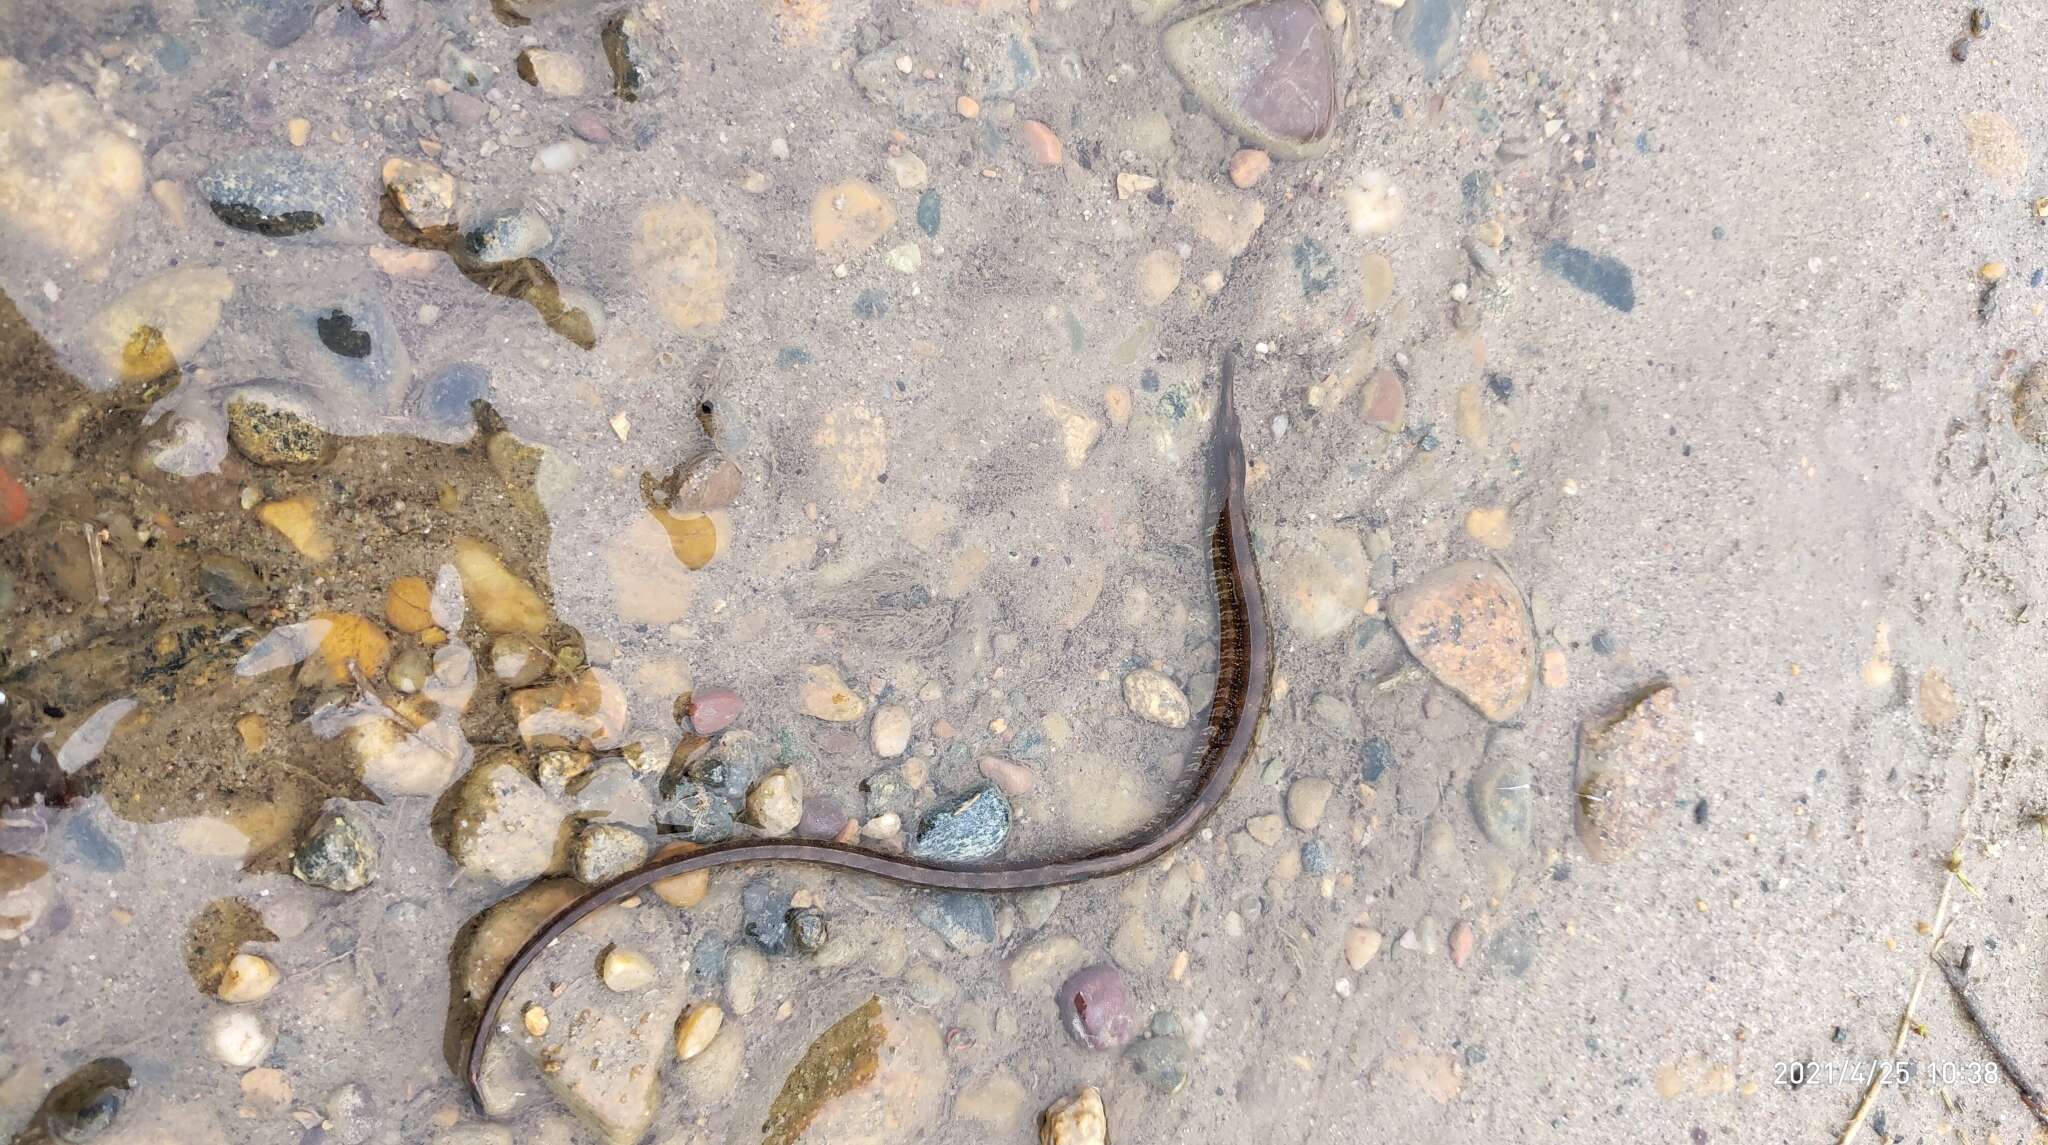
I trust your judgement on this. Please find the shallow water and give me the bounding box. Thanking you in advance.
[10,1,2048,1144]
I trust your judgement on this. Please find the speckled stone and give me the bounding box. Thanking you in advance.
[908,784,1010,862]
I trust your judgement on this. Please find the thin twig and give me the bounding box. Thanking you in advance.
[83,523,108,605]
[1934,951,2048,1126]
[1838,766,1977,1145]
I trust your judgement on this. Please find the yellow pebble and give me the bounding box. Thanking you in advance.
[287,118,311,147]
[523,1004,549,1037]
[674,1002,724,1060]
[1981,261,2007,282]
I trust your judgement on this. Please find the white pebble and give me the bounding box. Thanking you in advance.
[1342,172,1404,236]
[532,140,586,174]
[209,1011,274,1068]
[1334,977,1353,997]
[416,303,441,326]
[601,946,656,992]
[1271,415,1289,439]
[1449,281,1469,302]
[769,136,790,160]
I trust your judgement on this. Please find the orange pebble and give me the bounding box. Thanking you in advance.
[0,462,26,531]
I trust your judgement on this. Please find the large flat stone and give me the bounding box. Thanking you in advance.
[1164,0,1338,158]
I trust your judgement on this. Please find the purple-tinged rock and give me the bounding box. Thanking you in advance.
[566,110,611,144]
[686,688,743,735]
[796,795,849,840]
[1163,0,1337,158]
[1056,963,1137,1050]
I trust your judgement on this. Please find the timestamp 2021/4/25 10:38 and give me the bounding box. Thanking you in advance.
[1773,1059,2003,1088]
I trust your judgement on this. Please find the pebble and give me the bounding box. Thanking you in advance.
[1576,685,1685,862]
[870,705,912,757]
[533,141,587,174]
[787,907,829,954]
[744,768,804,836]
[957,1073,1028,1125]
[1005,934,1085,991]
[1388,561,1535,721]
[910,784,1011,862]
[199,554,268,613]
[201,150,343,237]
[678,1025,744,1105]
[1228,148,1272,188]
[1117,172,1160,199]
[209,1011,273,1067]
[957,95,981,118]
[0,66,145,257]
[1362,368,1405,429]
[796,796,850,840]
[458,209,555,269]
[674,1002,724,1060]
[1468,756,1532,849]
[632,196,727,333]
[799,664,867,721]
[1360,253,1395,308]
[1449,920,1475,968]
[1245,814,1285,846]
[516,48,587,97]
[1541,242,1637,313]
[1127,1026,1192,1093]
[1057,963,1137,1050]
[1344,926,1383,971]
[1285,777,1334,831]
[1343,173,1403,235]
[571,823,649,884]
[600,946,656,992]
[978,755,1036,796]
[2012,363,2048,444]
[88,268,235,386]
[650,843,710,907]
[566,110,610,143]
[1018,121,1064,165]
[1394,0,1462,79]
[1918,668,1958,729]
[811,181,895,255]
[292,806,380,891]
[1540,647,1569,688]
[741,879,794,953]
[1164,0,1336,156]
[1137,249,1183,305]
[726,946,766,1013]
[0,463,24,533]
[887,152,929,189]
[917,892,998,953]
[322,1083,372,1145]
[217,952,280,1004]
[1465,507,1513,549]
[447,758,567,883]
[453,538,550,635]
[1122,668,1191,727]
[1040,1085,1107,1145]
[684,687,744,735]
[226,390,334,468]
[656,775,737,842]
[381,157,455,234]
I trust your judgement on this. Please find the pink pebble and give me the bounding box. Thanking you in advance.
[566,110,610,143]
[1056,963,1136,1050]
[978,756,1036,796]
[686,687,743,734]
